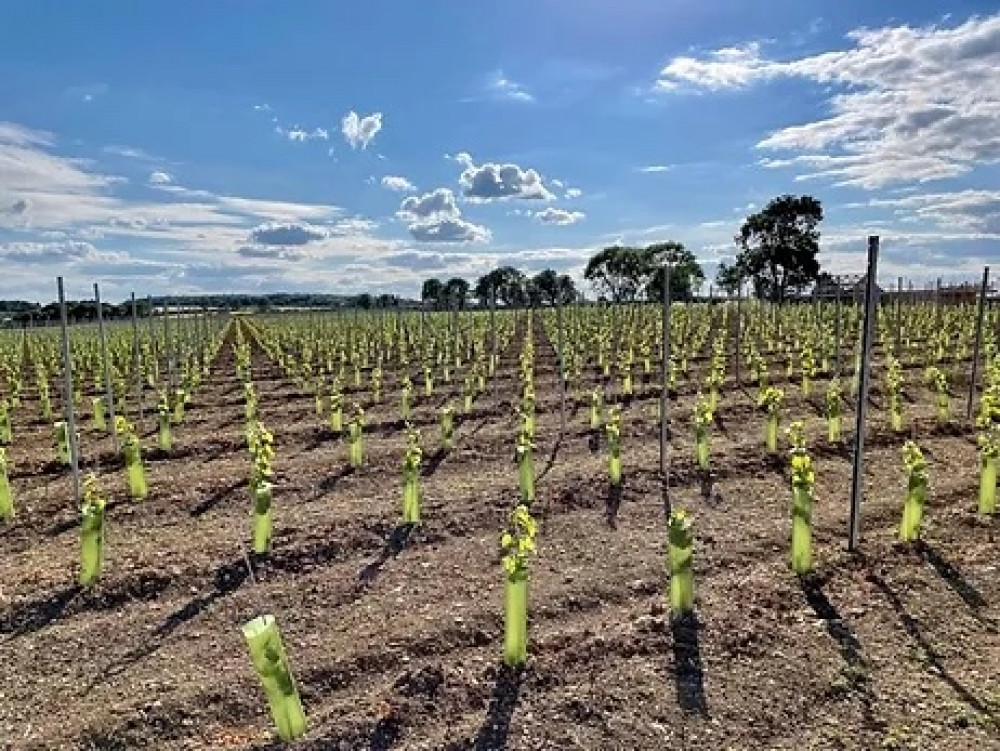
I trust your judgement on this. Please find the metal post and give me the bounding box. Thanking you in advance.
[489,286,497,395]
[848,237,880,552]
[131,293,143,420]
[895,276,903,357]
[94,283,119,452]
[660,264,672,478]
[556,295,566,433]
[57,277,82,505]
[835,279,843,378]
[968,267,990,420]
[734,281,742,388]
[935,278,942,329]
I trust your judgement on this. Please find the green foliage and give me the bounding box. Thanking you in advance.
[500,504,537,582]
[733,194,823,302]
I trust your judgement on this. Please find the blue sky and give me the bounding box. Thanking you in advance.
[1,1,998,301]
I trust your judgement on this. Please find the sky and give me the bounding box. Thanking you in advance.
[1,1,998,302]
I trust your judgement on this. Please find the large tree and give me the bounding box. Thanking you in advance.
[584,246,649,302]
[421,277,444,308]
[442,277,470,309]
[530,269,578,306]
[734,195,823,303]
[642,242,705,301]
[474,266,527,306]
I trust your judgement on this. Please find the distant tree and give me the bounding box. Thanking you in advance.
[474,266,527,306]
[531,269,560,305]
[355,293,373,310]
[556,274,577,304]
[715,261,744,296]
[584,246,648,302]
[642,243,704,301]
[443,277,471,309]
[734,195,823,303]
[421,278,444,308]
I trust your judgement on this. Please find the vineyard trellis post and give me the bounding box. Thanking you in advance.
[489,286,497,397]
[967,266,990,420]
[94,283,119,453]
[660,263,671,480]
[556,294,566,434]
[895,276,903,357]
[734,279,742,389]
[57,277,82,506]
[935,277,942,329]
[834,280,843,378]
[131,292,143,422]
[848,236,880,552]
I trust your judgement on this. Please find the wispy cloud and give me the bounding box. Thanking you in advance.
[485,70,535,103]
[652,14,1000,189]
[636,165,674,174]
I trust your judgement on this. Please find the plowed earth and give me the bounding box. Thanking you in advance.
[1,313,998,750]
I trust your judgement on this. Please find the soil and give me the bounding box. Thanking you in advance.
[1,311,999,750]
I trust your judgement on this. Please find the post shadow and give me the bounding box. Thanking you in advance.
[915,541,988,614]
[869,572,992,716]
[604,480,624,528]
[474,664,523,750]
[671,612,707,715]
[420,447,448,478]
[357,522,416,588]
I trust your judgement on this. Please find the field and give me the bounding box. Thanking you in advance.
[1,301,999,750]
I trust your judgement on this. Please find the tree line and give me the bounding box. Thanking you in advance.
[420,194,827,307]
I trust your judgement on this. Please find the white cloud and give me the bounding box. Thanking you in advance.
[237,245,308,261]
[653,15,1000,189]
[0,123,121,197]
[341,111,383,150]
[0,240,124,264]
[457,153,554,201]
[636,165,674,173]
[847,190,1000,234]
[486,70,535,103]
[148,171,172,185]
[381,175,416,193]
[654,42,770,92]
[284,126,329,142]
[248,221,329,246]
[396,187,490,244]
[408,216,491,244]
[534,207,586,225]
[565,187,583,199]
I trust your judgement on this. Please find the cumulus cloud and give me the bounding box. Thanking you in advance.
[381,175,416,193]
[248,221,329,246]
[148,171,172,185]
[342,111,383,149]
[653,15,1000,189]
[408,216,491,243]
[457,153,554,201]
[398,188,461,221]
[534,207,586,225]
[396,187,490,244]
